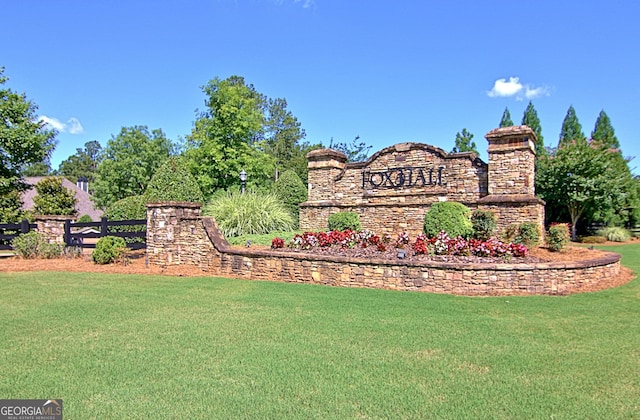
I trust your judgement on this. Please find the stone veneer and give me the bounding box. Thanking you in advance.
[300,126,545,237]
[35,215,75,244]
[146,203,621,296]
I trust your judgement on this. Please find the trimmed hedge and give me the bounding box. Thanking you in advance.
[423,202,472,238]
[328,212,361,232]
[272,170,307,228]
[92,236,127,264]
[145,156,204,204]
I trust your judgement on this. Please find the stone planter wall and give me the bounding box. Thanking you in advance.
[146,203,622,296]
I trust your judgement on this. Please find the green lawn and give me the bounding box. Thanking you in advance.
[1,244,639,418]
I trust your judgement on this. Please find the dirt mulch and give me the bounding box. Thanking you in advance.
[0,245,635,294]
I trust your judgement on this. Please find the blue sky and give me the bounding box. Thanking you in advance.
[3,0,639,174]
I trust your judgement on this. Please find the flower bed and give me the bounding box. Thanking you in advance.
[272,230,529,262]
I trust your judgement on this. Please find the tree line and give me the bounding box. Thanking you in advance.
[2,65,638,239]
[454,103,640,239]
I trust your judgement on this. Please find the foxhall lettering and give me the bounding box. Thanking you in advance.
[362,166,444,189]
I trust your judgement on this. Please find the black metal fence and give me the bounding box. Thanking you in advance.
[64,218,147,250]
[0,220,37,250]
[0,218,147,251]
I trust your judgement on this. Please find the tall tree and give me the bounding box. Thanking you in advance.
[591,110,619,149]
[22,160,52,176]
[57,140,103,183]
[521,101,544,156]
[536,139,631,240]
[328,135,372,162]
[499,107,514,127]
[263,97,309,181]
[0,67,57,221]
[559,105,586,147]
[92,126,174,209]
[185,75,275,197]
[453,128,478,154]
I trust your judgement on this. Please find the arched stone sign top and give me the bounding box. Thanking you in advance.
[300,125,545,236]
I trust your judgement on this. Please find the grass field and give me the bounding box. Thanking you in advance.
[1,244,638,418]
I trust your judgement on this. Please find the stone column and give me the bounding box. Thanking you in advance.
[299,148,347,231]
[35,215,75,244]
[478,126,545,235]
[146,201,212,268]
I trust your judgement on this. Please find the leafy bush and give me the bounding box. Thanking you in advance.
[33,177,77,216]
[596,226,631,242]
[105,195,147,244]
[11,231,64,259]
[105,195,146,220]
[515,222,541,247]
[77,214,93,223]
[272,170,307,228]
[423,202,472,238]
[328,212,361,232]
[580,235,607,244]
[92,236,127,264]
[471,209,496,240]
[145,156,204,204]
[203,191,294,237]
[11,231,41,258]
[547,223,570,252]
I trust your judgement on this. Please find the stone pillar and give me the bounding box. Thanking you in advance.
[299,148,347,231]
[35,215,74,244]
[146,202,203,267]
[479,126,545,236]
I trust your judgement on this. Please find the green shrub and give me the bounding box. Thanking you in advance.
[596,226,631,242]
[203,191,294,237]
[105,195,147,244]
[547,223,570,252]
[11,231,64,259]
[11,231,41,258]
[423,202,472,238]
[77,214,93,223]
[471,209,496,240]
[33,177,77,216]
[580,235,607,244]
[145,156,204,204]
[272,170,307,228]
[515,222,541,247]
[501,223,520,243]
[92,236,127,264]
[105,195,147,221]
[328,212,361,232]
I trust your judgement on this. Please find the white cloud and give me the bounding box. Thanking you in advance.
[487,77,549,101]
[67,117,84,134]
[39,115,84,134]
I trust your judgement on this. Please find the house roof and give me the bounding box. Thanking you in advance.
[21,177,104,221]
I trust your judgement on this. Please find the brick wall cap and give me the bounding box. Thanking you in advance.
[477,194,545,205]
[34,215,76,221]
[146,201,202,208]
[485,125,538,141]
[306,148,348,161]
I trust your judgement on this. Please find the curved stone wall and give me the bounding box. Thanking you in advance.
[145,204,622,296]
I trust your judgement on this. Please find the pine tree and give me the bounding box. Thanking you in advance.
[591,110,619,149]
[521,101,544,156]
[559,105,586,147]
[453,129,478,154]
[499,107,514,127]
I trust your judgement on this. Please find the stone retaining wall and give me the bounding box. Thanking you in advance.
[146,203,622,296]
